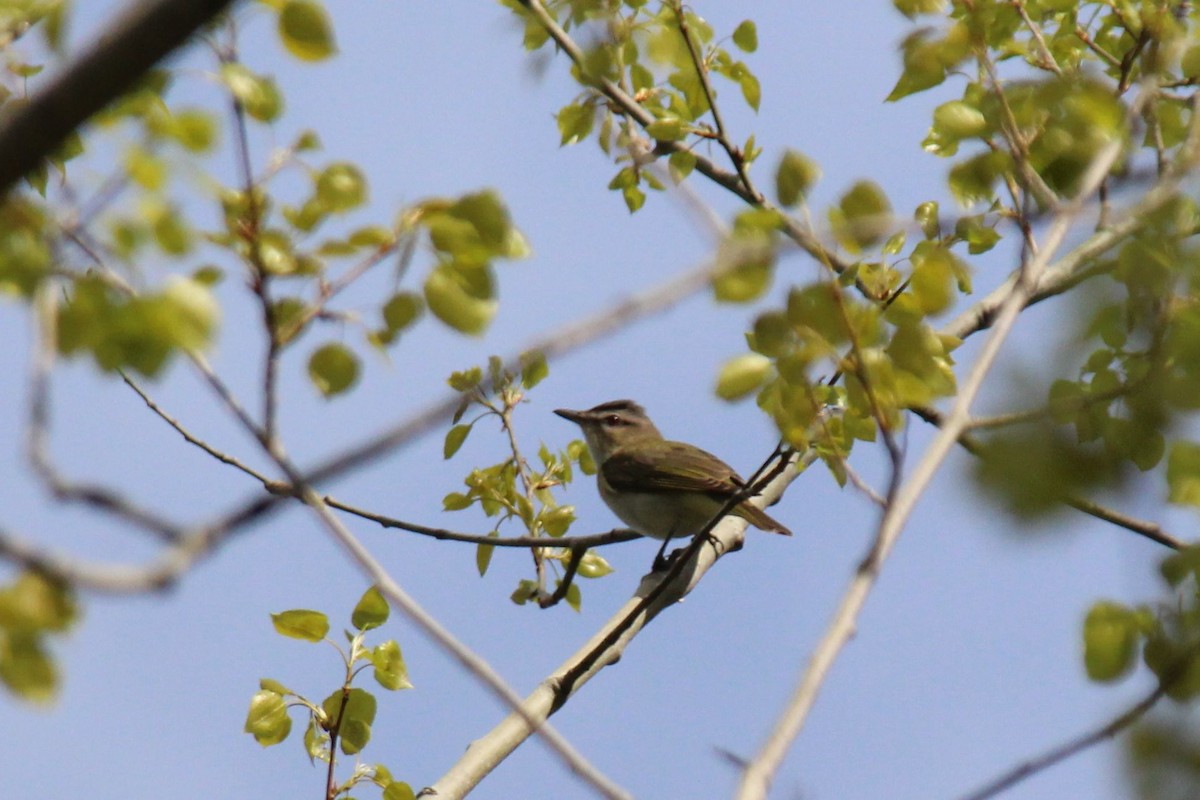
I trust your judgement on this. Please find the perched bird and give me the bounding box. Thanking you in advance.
[554,399,790,568]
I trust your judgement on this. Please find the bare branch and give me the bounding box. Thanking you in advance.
[0,0,237,194]
[26,286,185,544]
[120,372,276,485]
[956,683,1165,800]
[326,495,641,548]
[909,405,1186,551]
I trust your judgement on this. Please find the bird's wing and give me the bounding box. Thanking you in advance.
[602,441,745,497]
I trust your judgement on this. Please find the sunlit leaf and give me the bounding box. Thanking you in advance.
[271,609,330,642]
[278,0,337,61]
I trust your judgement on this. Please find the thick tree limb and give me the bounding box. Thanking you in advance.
[0,0,236,195]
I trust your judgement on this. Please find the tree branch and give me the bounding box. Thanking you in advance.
[423,449,806,799]
[0,0,237,194]
[957,684,1164,800]
[909,405,1186,551]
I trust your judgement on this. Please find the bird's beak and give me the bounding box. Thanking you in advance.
[554,408,587,424]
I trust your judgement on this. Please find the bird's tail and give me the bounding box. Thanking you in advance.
[735,503,792,536]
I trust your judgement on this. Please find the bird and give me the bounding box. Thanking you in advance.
[554,399,790,569]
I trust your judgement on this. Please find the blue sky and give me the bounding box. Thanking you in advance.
[0,2,1180,799]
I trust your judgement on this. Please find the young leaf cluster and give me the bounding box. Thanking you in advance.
[509,0,763,212]
[244,586,414,800]
[440,354,610,610]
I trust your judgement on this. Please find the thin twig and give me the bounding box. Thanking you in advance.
[909,405,1185,551]
[956,683,1167,800]
[120,372,277,485]
[26,286,184,544]
[672,2,756,197]
[1012,0,1063,76]
[325,496,642,548]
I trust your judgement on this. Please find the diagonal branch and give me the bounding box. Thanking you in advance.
[0,0,237,194]
[909,405,1185,552]
[423,448,806,799]
[956,681,1165,800]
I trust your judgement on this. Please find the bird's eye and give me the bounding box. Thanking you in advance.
[604,414,621,426]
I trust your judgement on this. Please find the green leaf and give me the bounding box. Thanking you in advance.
[477,533,497,576]
[383,782,417,800]
[1082,601,1139,682]
[510,578,539,605]
[732,20,758,52]
[447,365,482,392]
[716,353,771,400]
[739,72,761,112]
[270,609,330,642]
[381,292,424,335]
[831,181,892,251]
[540,505,575,537]
[307,343,360,397]
[893,0,946,17]
[914,201,940,239]
[260,677,292,695]
[443,492,473,511]
[443,424,471,459]
[622,184,645,213]
[954,215,1001,255]
[170,109,218,152]
[424,262,497,335]
[321,687,377,750]
[339,718,371,754]
[219,63,283,122]
[244,690,292,745]
[556,102,594,145]
[576,550,614,578]
[565,581,582,612]
[0,632,58,702]
[315,162,367,211]
[278,0,337,61]
[646,117,687,141]
[669,149,697,180]
[775,149,819,207]
[520,350,549,389]
[352,586,389,631]
[908,243,957,315]
[150,206,193,255]
[932,100,987,140]
[1168,441,1200,507]
[0,572,77,632]
[371,640,413,690]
